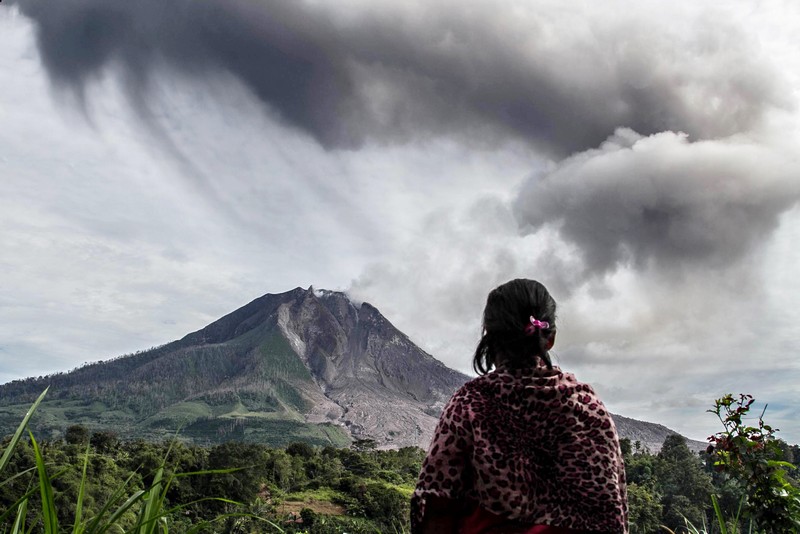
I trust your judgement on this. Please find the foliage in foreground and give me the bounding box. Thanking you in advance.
[660,394,800,534]
[615,392,799,534]
[0,389,284,534]
[705,394,800,532]
[1,390,418,533]
[2,390,799,533]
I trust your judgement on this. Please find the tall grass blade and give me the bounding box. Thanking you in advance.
[137,466,165,534]
[10,497,28,534]
[72,444,91,534]
[30,431,59,534]
[711,494,728,534]
[84,471,142,534]
[0,387,48,477]
[93,489,146,534]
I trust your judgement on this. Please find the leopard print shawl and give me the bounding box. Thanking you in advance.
[412,364,628,533]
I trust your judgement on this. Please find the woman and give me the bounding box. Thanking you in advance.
[411,279,627,534]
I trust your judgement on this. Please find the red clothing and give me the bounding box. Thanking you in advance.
[462,505,579,534]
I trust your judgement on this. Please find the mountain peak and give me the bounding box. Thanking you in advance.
[177,286,362,348]
[311,287,363,308]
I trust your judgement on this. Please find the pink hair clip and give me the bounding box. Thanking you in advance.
[524,315,550,335]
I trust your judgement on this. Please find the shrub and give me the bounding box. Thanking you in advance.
[707,394,800,532]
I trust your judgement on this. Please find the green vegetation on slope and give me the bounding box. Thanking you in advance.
[0,328,344,447]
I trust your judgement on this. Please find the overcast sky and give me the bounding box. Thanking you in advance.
[1,0,799,444]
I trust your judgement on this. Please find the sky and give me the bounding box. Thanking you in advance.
[1,0,799,443]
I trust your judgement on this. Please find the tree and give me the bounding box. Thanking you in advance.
[64,424,89,446]
[624,448,657,488]
[205,442,269,506]
[267,449,294,491]
[351,438,377,453]
[626,483,663,533]
[337,448,379,478]
[90,430,118,453]
[619,438,632,458]
[360,482,409,527]
[286,441,315,459]
[300,507,316,527]
[655,434,713,529]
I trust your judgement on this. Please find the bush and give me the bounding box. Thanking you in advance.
[65,424,90,446]
[707,394,800,532]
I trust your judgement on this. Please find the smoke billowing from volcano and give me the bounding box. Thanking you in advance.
[9,0,789,154]
[515,128,800,279]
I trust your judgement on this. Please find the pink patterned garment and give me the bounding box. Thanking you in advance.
[412,364,628,533]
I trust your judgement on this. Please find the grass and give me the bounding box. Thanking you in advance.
[0,389,287,534]
[381,483,414,500]
[660,495,753,534]
[142,402,214,427]
[284,487,344,503]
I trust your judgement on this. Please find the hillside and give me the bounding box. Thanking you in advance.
[614,413,706,453]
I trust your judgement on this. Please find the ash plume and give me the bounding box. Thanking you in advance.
[7,0,788,153]
[514,129,800,279]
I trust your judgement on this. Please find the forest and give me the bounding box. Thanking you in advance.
[1,392,798,533]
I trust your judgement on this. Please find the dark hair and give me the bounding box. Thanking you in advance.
[472,279,557,375]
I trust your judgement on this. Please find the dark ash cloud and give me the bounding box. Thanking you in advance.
[8,0,789,152]
[11,0,359,147]
[515,128,800,277]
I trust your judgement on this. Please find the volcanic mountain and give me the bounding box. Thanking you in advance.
[0,287,466,448]
[0,287,702,451]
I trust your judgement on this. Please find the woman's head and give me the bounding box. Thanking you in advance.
[472,279,557,375]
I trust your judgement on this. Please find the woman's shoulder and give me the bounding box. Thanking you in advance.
[456,367,607,409]
[449,365,607,409]
[443,374,498,407]
[453,365,582,395]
